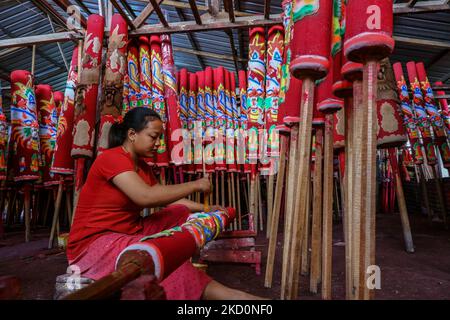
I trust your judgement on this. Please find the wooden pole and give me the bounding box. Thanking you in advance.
[417,165,432,222]
[345,96,354,300]
[49,181,64,248]
[264,134,287,288]
[310,128,324,293]
[301,160,312,276]
[266,174,274,238]
[236,173,242,229]
[360,61,378,300]
[258,174,264,232]
[388,149,415,253]
[24,185,31,242]
[321,115,334,300]
[432,165,447,227]
[281,124,299,299]
[231,173,237,229]
[287,77,315,300]
[350,79,364,299]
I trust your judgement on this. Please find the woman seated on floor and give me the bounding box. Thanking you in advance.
[67,107,265,300]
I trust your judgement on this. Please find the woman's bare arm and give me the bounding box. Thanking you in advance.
[112,171,210,207]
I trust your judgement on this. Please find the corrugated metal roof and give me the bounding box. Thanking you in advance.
[0,0,449,99]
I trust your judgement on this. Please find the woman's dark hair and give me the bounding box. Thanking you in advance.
[108,107,162,148]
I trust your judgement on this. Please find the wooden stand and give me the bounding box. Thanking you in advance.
[310,128,323,293]
[264,134,287,288]
[287,77,315,300]
[321,115,334,300]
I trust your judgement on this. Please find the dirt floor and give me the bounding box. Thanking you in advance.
[1,213,450,300]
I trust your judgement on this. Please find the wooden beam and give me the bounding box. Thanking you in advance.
[264,0,271,19]
[189,0,202,25]
[0,25,67,75]
[236,1,246,69]
[149,0,169,27]
[30,0,67,28]
[131,14,282,35]
[394,35,450,49]
[224,0,235,23]
[119,0,137,19]
[408,0,419,8]
[0,32,80,49]
[175,8,205,69]
[73,0,92,15]
[173,46,247,62]
[110,0,136,30]
[132,0,163,29]
[162,0,251,17]
[425,49,450,68]
[225,30,239,73]
[394,1,450,14]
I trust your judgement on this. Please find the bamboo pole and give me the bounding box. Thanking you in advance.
[417,165,432,222]
[345,96,354,300]
[351,79,364,299]
[310,128,324,293]
[432,165,447,227]
[388,149,415,253]
[287,77,315,300]
[231,173,237,229]
[66,189,73,226]
[301,161,312,276]
[266,174,274,238]
[24,185,31,242]
[360,61,378,300]
[258,174,264,232]
[281,124,299,299]
[321,115,334,300]
[264,134,287,288]
[236,173,242,229]
[48,181,64,248]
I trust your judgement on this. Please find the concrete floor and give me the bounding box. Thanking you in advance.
[0,213,449,300]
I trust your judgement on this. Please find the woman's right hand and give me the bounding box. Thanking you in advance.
[193,176,211,194]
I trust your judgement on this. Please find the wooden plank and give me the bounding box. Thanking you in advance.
[394,36,450,49]
[110,0,136,30]
[344,97,354,300]
[130,14,283,36]
[351,80,363,300]
[310,128,323,294]
[288,78,315,300]
[394,2,450,14]
[321,115,334,300]
[264,0,272,19]
[224,0,236,23]
[264,135,287,288]
[0,32,80,49]
[30,0,69,28]
[189,0,203,25]
[281,125,299,299]
[132,0,163,29]
[149,0,169,27]
[119,0,137,19]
